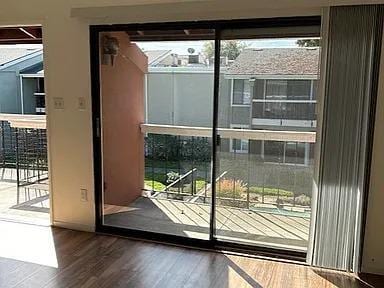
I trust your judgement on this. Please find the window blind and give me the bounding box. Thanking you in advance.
[310,5,384,272]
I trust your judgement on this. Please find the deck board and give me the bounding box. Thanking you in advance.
[266,214,309,239]
[104,196,310,250]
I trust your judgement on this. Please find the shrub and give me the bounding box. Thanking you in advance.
[144,172,167,184]
[166,171,180,184]
[283,194,311,207]
[248,186,294,197]
[217,158,314,197]
[294,194,311,206]
[217,178,246,199]
[145,134,211,162]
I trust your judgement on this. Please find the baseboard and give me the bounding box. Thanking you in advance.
[361,264,384,276]
[53,220,95,232]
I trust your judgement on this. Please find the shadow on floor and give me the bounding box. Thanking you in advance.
[11,194,49,213]
[104,196,308,249]
[314,270,379,288]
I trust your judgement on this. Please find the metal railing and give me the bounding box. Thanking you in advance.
[0,116,48,204]
[142,124,315,212]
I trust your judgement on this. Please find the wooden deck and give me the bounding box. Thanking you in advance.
[104,197,310,251]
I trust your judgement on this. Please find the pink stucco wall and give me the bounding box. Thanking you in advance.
[100,32,147,206]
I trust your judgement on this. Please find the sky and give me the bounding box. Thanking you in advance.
[0,44,43,49]
[136,38,309,55]
[0,38,317,56]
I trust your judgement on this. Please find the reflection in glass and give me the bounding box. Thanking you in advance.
[215,38,319,251]
[100,29,214,240]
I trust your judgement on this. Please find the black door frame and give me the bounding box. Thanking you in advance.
[90,16,321,262]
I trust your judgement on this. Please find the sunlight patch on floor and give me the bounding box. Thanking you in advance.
[0,220,58,268]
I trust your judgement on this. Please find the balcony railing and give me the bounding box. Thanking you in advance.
[0,115,48,203]
[252,100,316,128]
[142,123,316,214]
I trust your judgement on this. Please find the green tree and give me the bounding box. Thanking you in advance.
[222,40,248,60]
[203,40,248,62]
[296,39,320,47]
[202,41,215,61]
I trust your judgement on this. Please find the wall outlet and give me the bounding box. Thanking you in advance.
[80,189,88,202]
[78,97,86,110]
[53,97,64,110]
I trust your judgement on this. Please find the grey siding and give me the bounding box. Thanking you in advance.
[0,72,20,113]
[218,75,231,128]
[173,73,213,127]
[147,73,174,125]
[147,71,219,127]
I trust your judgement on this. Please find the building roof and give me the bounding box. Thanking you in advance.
[0,48,40,66]
[226,48,319,76]
[144,50,171,66]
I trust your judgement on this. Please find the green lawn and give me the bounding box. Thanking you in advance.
[249,186,294,197]
[195,180,207,191]
[144,179,166,191]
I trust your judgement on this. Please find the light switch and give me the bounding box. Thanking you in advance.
[53,97,64,110]
[78,97,86,110]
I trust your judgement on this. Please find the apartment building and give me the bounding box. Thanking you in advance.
[146,47,318,165]
[0,47,44,114]
[224,48,318,166]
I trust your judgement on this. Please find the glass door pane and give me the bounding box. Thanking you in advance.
[215,35,320,251]
[99,28,215,240]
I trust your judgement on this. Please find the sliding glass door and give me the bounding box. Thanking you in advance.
[97,28,215,240]
[214,34,319,251]
[92,18,321,255]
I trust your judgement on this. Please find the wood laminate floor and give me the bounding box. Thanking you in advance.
[0,220,382,288]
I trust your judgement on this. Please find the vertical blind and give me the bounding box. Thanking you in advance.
[311,5,384,272]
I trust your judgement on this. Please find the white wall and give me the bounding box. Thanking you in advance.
[362,31,384,276]
[1,0,384,274]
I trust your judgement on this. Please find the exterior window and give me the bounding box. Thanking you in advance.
[287,80,311,100]
[188,55,199,64]
[312,80,318,100]
[264,141,283,163]
[265,80,311,100]
[284,142,305,164]
[265,80,287,100]
[231,139,249,153]
[263,140,306,165]
[230,125,249,153]
[232,79,251,105]
[37,78,45,93]
[255,79,315,121]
